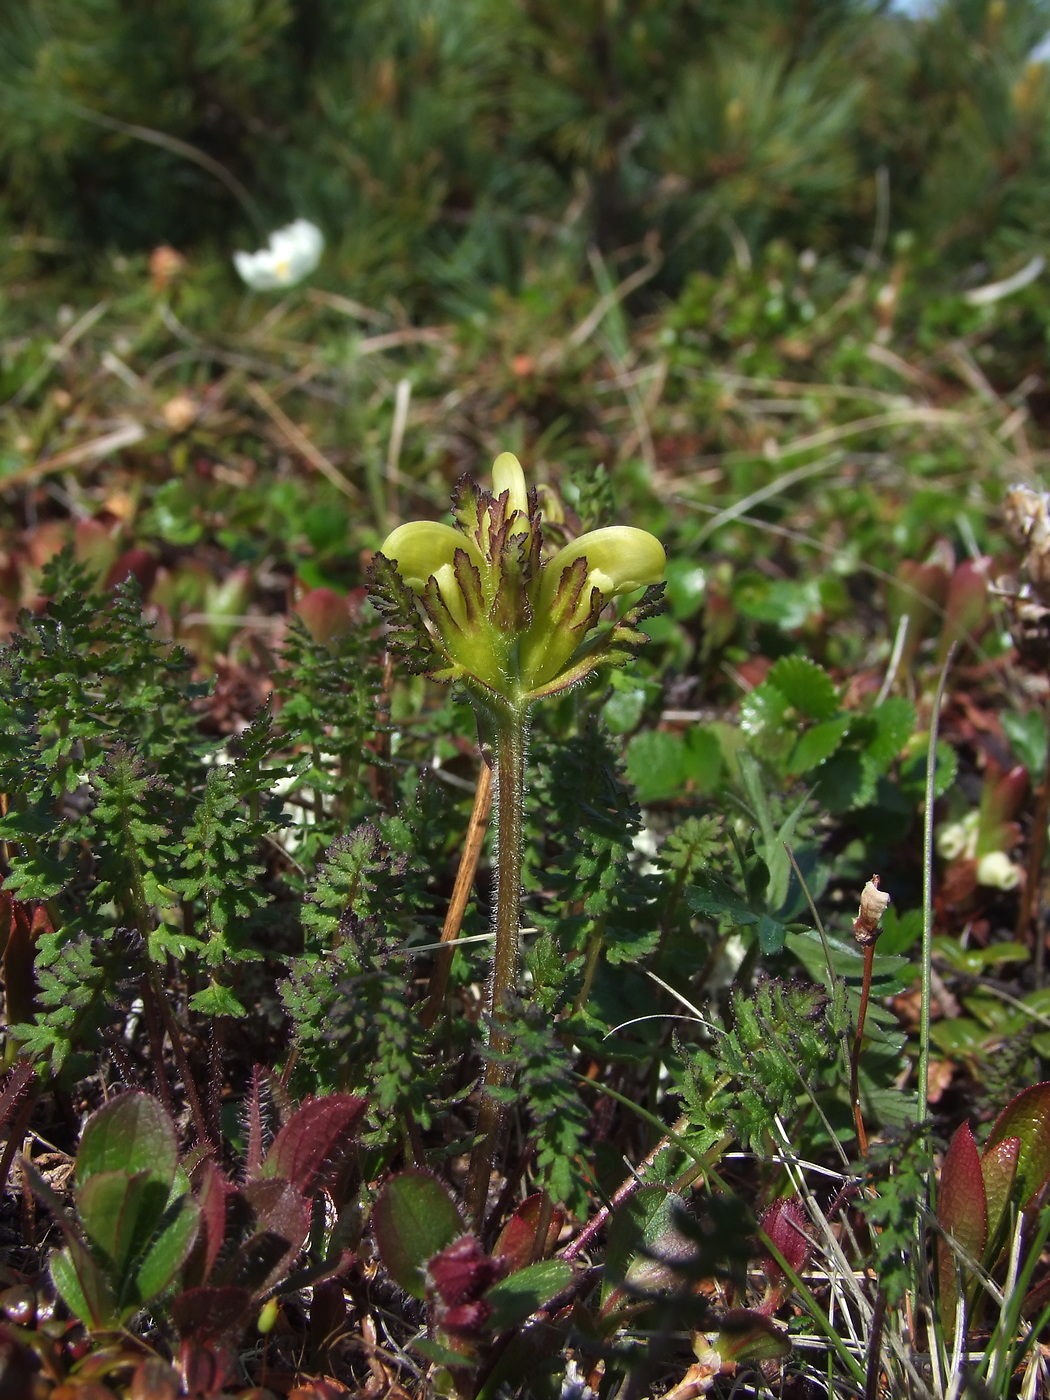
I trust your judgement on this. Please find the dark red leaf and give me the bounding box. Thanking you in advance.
[759,1198,810,1280]
[493,1194,565,1273]
[426,1236,505,1307]
[937,1122,987,1339]
[171,1285,255,1343]
[258,1095,367,1195]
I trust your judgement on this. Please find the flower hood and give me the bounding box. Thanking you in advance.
[370,453,664,710]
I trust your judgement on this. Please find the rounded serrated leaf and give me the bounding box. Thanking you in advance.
[766,656,838,721]
[76,1091,178,1192]
[372,1169,464,1300]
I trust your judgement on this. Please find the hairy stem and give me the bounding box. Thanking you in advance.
[466,704,527,1227]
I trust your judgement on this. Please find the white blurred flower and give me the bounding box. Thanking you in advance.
[936,810,979,861]
[233,219,324,290]
[976,851,1024,891]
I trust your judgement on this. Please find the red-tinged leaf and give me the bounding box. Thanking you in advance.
[438,1298,491,1344]
[2,897,37,1026]
[984,1083,1050,1208]
[104,548,158,596]
[981,1136,1020,1242]
[426,1236,505,1307]
[75,1092,177,1192]
[171,1285,255,1343]
[0,1062,35,1138]
[244,1068,266,1181]
[308,1278,348,1371]
[759,1198,810,1280]
[220,1179,310,1298]
[294,588,355,644]
[939,1124,988,1253]
[372,1169,464,1300]
[886,556,951,667]
[288,1382,353,1400]
[178,1334,240,1394]
[937,560,989,664]
[711,1309,791,1365]
[257,1094,367,1195]
[129,1356,180,1400]
[185,1161,233,1287]
[938,1123,987,1338]
[986,765,1029,828]
[493,1194,566,1273]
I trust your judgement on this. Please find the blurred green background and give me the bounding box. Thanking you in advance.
[4,0,1050,309]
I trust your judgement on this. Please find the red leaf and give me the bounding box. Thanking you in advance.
[185,1160,233,1286]
[938,1122,988,1338]
[426,1235,504,1306]
[171,1285,254,1343]
[258,1094,367,1196]
[981,1136,1020,1243]
[493,1194,566,1273]
[712,1309,791,1365]
[984,1083,1050,1209]
[759,1198,810,1280]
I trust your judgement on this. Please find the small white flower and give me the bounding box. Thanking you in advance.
[233,218,324,290]
[976,850,1024,891]
[936,810,979,862]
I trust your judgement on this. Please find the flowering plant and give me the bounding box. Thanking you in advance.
[233,219,324,291]
[370,453,664,1222]
[370,452,665,718]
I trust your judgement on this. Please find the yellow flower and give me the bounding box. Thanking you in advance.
[371,453,664,710]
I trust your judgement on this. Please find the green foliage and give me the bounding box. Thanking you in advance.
[858,1126,933,1308]
[0,555,413,1075]
[525,722,661,1024]
[281,822,448,1140]
[272,615,387,865]
[489,1002,592,1216]
[677,978,842,1156]
[372,1168,464,1301]
[6,0,1050,311]
[25,1092,200,1331]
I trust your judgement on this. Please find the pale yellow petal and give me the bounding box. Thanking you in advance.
[379,521,483,591]
[491,452,529,517]
[539,526,665,613]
